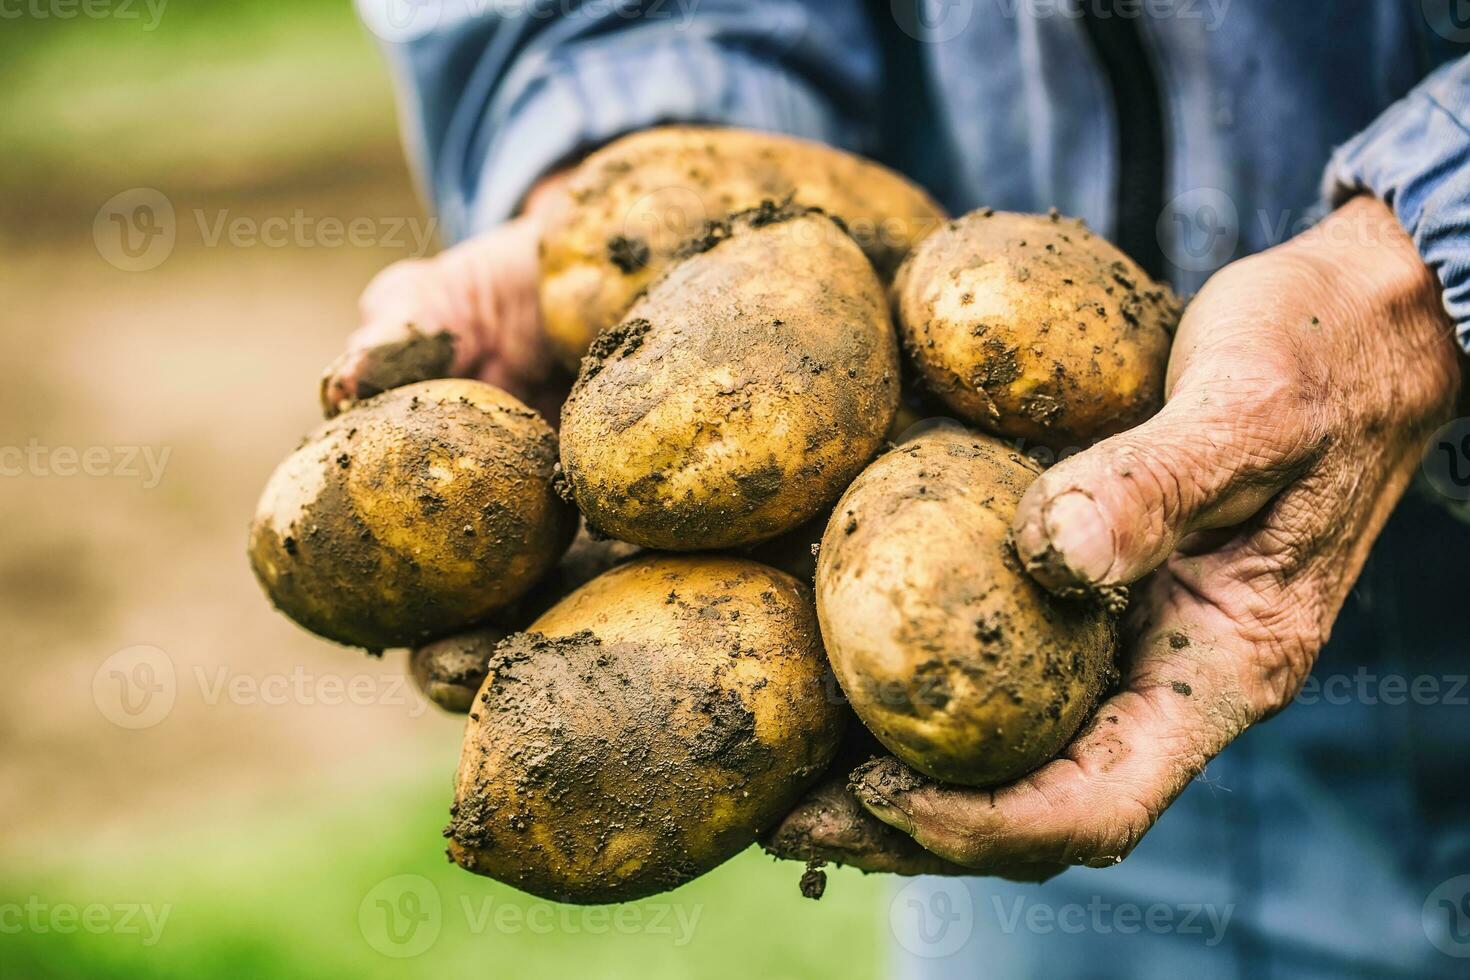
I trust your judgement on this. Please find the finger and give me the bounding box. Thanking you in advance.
[760,773,974,876]
[852,597,1263,871]
[320,322,460,417]
[1012,366,1319,593]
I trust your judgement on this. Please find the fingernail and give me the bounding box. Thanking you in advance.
[1041,490,1116,584]
[852,778,915,835]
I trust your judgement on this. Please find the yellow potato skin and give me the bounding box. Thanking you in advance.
[446,555,845,904]
[248,379,576,650]
[539,126,947,369]
[815,427,1117,787]
[894,210,1180,449]
[560,206,900,550]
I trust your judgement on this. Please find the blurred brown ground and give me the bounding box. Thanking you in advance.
[0,78,464,858]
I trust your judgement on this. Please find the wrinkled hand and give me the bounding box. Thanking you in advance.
[320,173,571,422]
[776,195,1461,879]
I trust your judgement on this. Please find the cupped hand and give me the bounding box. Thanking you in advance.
[320,173,571,422]
[772,195,1461,879]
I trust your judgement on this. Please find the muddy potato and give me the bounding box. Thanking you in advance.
[409,529,640,712]
[249,379,577,650]
[560,204,900,551]
[539,126,946,369]
[894,209,1180,449]
[446,555,845,904]
[815,427,1118,787]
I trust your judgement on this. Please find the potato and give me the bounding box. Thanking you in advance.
[446,555,845,904]
[249,379,576,651]
[408,528,640,713]
[815,427,1118,786]
[893,209,1180,449]
[411,627,508,713]
[540,126,946,369]
[560,203,900,551]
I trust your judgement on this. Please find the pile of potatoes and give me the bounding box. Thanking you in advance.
[248,127,1180,905]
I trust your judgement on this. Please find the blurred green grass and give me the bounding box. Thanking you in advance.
[1,0,396,198]
[1,761,888,979]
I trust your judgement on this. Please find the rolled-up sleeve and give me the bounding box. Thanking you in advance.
[360,0,882,242]
[1323,56,1470,351]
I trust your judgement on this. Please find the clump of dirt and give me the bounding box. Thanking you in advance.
[606,234,650,273]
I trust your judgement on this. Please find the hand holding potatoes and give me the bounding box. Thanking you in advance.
[320,173,571,422]
[797,197,1459,879]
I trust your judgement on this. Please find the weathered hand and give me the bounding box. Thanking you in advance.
[778,195,1461,879]
[320,173,570,422]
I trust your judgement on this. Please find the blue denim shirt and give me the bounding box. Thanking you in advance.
[361,1,1470,973]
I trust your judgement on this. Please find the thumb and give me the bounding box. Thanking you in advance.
[1011,381,1316,592]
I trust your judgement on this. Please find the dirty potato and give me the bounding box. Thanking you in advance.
[560,203,900,551]
[446,555,845,904]
[539,126,946,368]
[815,427,1118,787]
[408,528,640,712]
[249,379,577,651]
[893,209,1180,449]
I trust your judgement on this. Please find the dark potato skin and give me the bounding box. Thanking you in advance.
[560,204,900,551]
[248,379,576,651]
[446,555,845,904]
[893,209,1180,449]
[815,427,1118,787]
[539,125,946,370]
